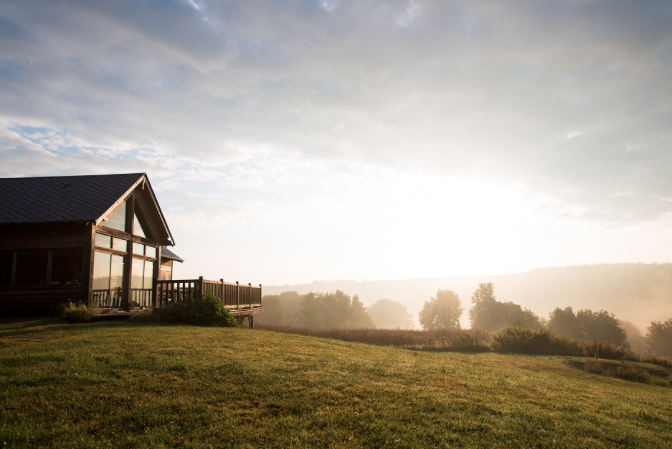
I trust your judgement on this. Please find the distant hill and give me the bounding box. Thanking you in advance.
[264,263,672,330]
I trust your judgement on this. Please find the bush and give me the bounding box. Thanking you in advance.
[154,293,237,327]
[492,327,583,355]
[60,301,97,323]
[578,340,638,361]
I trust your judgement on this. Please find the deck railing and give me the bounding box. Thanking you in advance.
[93,288,153,308]
[156,277,262,312]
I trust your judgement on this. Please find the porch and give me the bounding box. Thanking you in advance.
[93,277,263,324]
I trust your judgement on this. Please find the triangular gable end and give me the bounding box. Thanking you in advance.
[95,174,174,246]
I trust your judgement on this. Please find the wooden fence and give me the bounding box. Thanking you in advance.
[156,276,262,313]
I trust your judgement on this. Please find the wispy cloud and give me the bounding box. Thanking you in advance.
[1,0,671,281]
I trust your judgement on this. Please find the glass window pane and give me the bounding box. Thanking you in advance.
[112,238,127,252]
[144,261,154,291]
[110,255,124,289]
[95,233,111,248]
[133,213,146,238]
[93,251,111,291]
[131,259,144,289]
[0,250,13,286]
[51,248,83,284]
[146,246,157,259]
[15,249,48,286]
[110,255,124,307]
[104,204,126,232]
[133,242,145,256]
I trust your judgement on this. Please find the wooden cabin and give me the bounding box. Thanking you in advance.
[0,173,261,319]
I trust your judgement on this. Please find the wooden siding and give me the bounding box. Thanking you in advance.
[0,223,88,249]
[0,284,85,315]
[158,259,173,281]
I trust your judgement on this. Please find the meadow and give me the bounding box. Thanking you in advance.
[1,319,671,448]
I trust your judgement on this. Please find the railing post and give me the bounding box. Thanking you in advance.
[220,278,224,301]
[248,283,252,308]
[198,276,203,301]
[259,284,262,308]
[236,281,240,310]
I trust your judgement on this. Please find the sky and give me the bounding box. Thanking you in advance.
[1,0,672,287]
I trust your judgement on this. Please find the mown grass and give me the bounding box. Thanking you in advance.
[1,319,671,448]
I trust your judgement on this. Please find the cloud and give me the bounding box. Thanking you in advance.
[1,0,671,227]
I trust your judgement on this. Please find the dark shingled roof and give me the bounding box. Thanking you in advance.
[0,173,145,224]
[161,247,184,262]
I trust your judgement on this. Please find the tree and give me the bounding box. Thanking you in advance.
[367,299,415,329]
[576,309,628,348]
[547,307,582,339]
[299,292,323,328]
[349,295,376,329]
[644,318,672,358]
[299,290,375,329]
[619,320,645,354]
[255,294,285,326]
[546,307,629,348]
[257,291,304,326]
[469,283,541,331]
[419,289,463,330]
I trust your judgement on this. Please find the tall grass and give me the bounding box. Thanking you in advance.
[260,325,661,364]
[257,325,492,351]
[58,301,97,323]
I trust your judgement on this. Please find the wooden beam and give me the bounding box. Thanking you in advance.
[122,193,135,311]
[81,223,95,307]
[153,246,161,308]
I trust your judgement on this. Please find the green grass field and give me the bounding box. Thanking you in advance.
[1,319,671,448]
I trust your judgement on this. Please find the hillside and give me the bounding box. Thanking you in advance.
[264,263,672,330]
[1,319,671,448]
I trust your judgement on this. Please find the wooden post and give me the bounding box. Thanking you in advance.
[220,279,224,302]
[122,193,135,311]
[259,284,262,308]
[248,283,252,308]
[153,246,161,308]
[82,223,95,307]
[236,281,240,310]
[248,315,254,329]
[197,276,203,301]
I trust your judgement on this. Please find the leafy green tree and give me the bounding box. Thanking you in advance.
[644,318,672,358]
[299,292,323,328]
[367,298,414,329]
[547,307,582,339]
[350,295,376,329]
[469,282,541,331]
[547,307,628,348]
[299,290,375,329]
[257,291,304,326]
[576,309,628,348]
[321,290,353,328]
[255,294,285,326]
[419,289,463,330]
[619,320,645,354]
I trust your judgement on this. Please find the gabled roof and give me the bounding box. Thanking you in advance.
[161,247,184,262]
[0,173,174,245]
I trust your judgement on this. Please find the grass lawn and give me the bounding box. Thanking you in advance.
[1,319,671,448]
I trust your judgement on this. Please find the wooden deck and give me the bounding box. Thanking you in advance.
[156,277,262,326]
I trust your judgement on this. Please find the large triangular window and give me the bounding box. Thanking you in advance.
[103,204,126,232]
[133,213,146,238]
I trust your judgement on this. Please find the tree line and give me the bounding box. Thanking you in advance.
[419,282,670,357]
[259,283,672,358]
